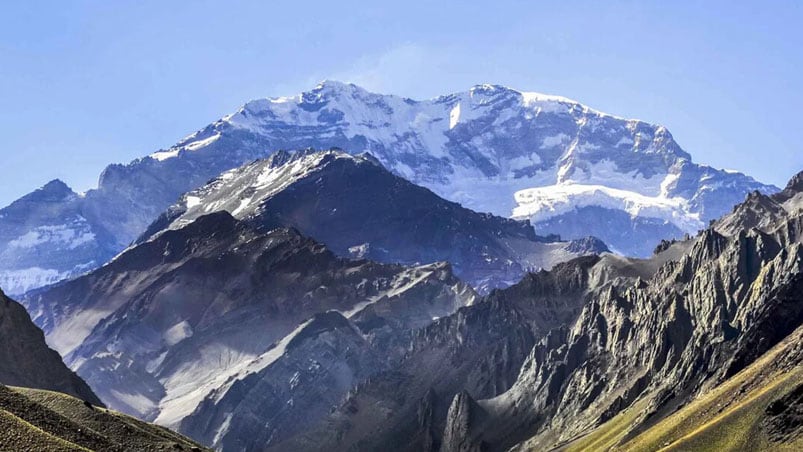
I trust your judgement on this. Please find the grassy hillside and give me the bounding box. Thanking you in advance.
[0,385,208,452]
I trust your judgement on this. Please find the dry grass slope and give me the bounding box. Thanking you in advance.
[555,326,803,452]
[0,385,208,452]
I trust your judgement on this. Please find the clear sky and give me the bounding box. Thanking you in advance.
[1,0,801,206]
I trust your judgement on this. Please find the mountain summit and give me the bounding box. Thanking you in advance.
[0,82,776,293]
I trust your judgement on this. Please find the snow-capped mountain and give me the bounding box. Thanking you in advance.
[139,148,607,292]
[0,180,118,295]
[1,81,777,293]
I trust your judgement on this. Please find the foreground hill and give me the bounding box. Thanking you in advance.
[0,385,208,451]
[0,82,775,294]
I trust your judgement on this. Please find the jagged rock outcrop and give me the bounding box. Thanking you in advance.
[271,256,608,452]
[441,391,485,452]
[448,170,803,451]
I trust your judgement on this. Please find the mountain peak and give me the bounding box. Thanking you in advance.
[11,179,76,205]
[264,147,372,170]
[468,83,514,95]
[40,179,73,195]
[1,82,781,296]
[784,170,803,194]
[304,80,372,102]
[314,79,360,93]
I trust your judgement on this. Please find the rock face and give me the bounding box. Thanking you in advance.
[0,288,100,405]
[0,285,204,449]
[140,148,606,292]
[1,82,775,294]
[180,311,384,450]
[271,255,603,452]
[22,211,477,439]
[441,391,484,452]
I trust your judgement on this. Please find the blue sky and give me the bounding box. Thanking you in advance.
[1,0,801,206]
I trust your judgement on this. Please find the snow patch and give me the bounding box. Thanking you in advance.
[164,321,193,346]
[184,133,221,151]
[0,267,73,296]
[185,196,202,209]
[109,389,158,416]
[449,103,461,129]
[150,149,180,161]
[9,223,95,250]
[512,183,703,232]
[541,133,570,148]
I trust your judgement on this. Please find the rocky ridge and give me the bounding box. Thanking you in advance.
[139,148,607,292]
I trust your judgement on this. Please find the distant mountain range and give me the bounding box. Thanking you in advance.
[23,167,803,450]
[0,81,776,294]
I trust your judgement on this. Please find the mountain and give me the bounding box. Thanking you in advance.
[1,82,775,294]
[270,256,604,452]
[0,180,118,295]
[251,168,803,451]
[139,148,607,292]
[22,210,477,433]
[437,169,803,451]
